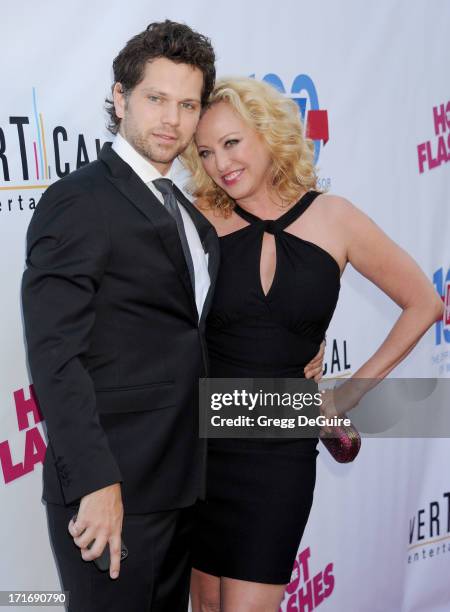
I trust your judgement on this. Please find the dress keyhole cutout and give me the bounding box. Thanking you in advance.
[259,232,277,297]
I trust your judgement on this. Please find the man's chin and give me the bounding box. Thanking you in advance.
[136,151,172,167]
[152,152,179,163]
[144,144,186,165]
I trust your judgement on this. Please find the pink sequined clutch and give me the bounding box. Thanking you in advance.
[319,417,361,463]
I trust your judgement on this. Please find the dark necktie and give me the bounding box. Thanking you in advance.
[153,178,196,292]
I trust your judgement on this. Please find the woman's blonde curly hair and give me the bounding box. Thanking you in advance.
[181,77,319,216]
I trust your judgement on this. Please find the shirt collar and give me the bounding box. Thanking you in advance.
[112,132,175,184]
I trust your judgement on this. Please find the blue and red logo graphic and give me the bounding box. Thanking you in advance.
[432,266,450,346]
[254,74,329,165]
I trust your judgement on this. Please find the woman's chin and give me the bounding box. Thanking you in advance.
[220,183,247,200]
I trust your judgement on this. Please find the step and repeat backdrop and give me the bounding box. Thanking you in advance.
[1,1,449,610]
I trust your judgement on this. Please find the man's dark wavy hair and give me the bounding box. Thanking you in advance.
[105,20,216,134]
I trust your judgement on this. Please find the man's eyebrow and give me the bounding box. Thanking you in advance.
[142,88,168,96]
[142,88,201,103]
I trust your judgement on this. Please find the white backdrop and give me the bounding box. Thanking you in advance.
[1,1,449,610]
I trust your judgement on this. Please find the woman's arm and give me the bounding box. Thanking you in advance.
[324,197,443,413]
[344,198,442,377]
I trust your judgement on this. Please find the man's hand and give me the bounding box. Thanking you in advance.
[68,483,123,579]
[304,339,326,382]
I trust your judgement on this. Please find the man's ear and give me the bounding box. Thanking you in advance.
[113,83,126,120]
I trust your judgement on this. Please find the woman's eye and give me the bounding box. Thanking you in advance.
[224,139,239,147]
[198,150,210,159]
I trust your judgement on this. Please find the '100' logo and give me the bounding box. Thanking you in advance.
[252,74,329,165]
[433,267,450,345]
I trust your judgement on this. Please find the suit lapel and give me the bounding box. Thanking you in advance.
[100,144,197,315]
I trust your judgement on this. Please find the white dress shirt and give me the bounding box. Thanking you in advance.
[112,133,210,319]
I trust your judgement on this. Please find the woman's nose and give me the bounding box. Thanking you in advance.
[214,150,231,174]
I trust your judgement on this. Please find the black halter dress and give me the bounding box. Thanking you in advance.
[192,191,341,584]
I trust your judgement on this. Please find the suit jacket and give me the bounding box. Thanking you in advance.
[21,143,220,513]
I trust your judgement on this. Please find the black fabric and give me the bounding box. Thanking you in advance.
[22,143,219,513]
[47,503,192,612]
[192,191,340,583]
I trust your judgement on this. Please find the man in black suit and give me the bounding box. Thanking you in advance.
[22,21,219,611]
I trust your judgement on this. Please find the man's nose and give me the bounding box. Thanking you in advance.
[161,102,180,127]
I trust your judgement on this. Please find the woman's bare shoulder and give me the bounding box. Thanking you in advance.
[312,192,371,230]
[314,192,357,215]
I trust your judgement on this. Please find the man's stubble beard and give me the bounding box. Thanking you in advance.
[135,135,186,166]
[123,119,192,167]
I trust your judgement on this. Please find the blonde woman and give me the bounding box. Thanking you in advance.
[183,78,442,612]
